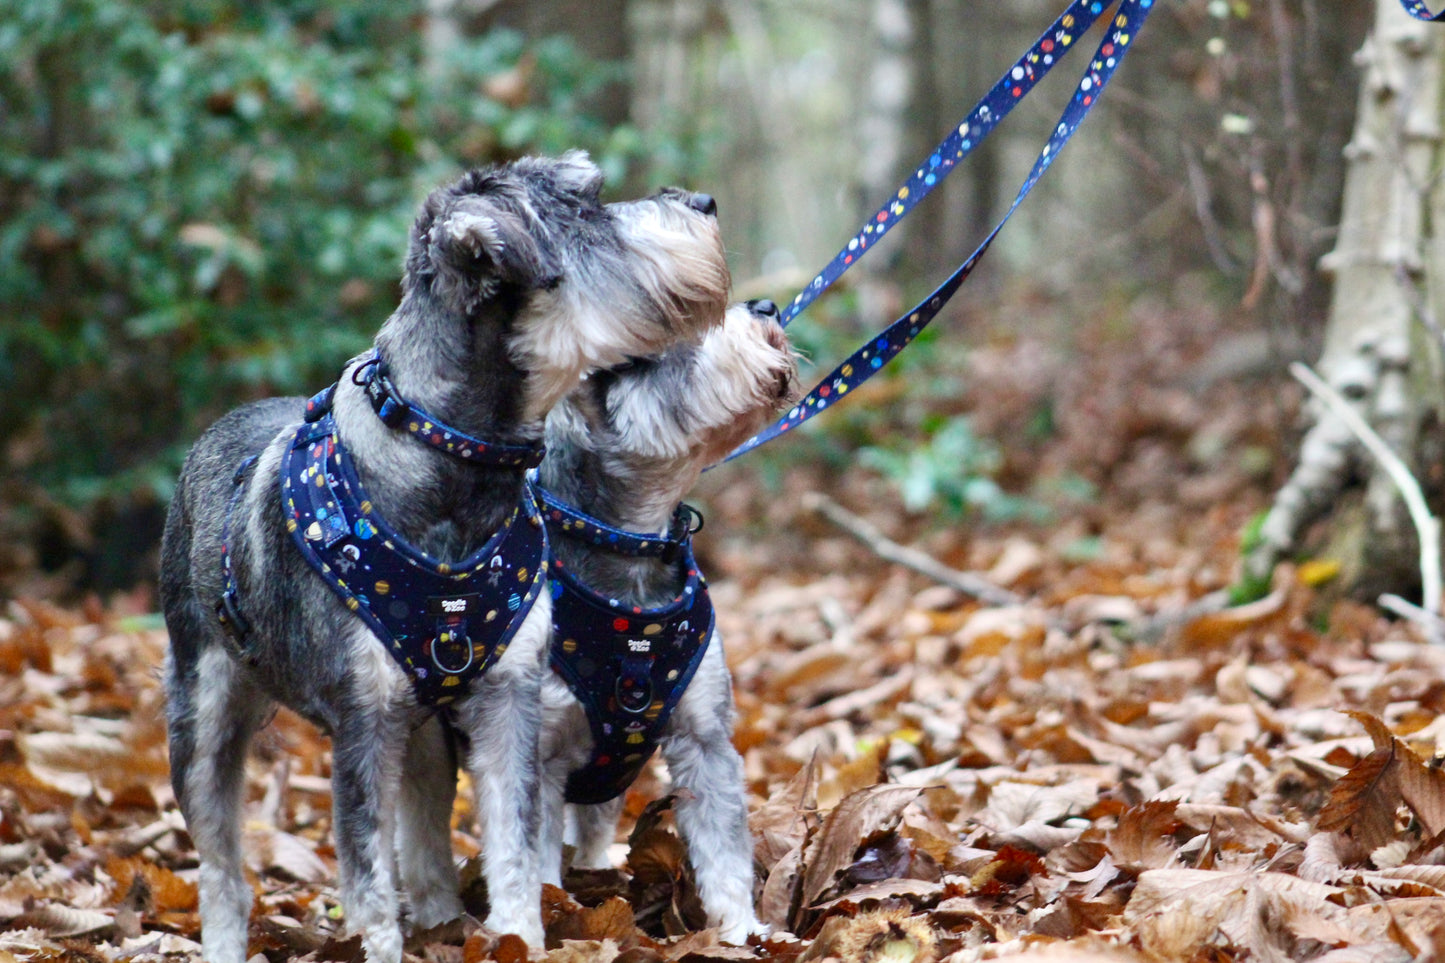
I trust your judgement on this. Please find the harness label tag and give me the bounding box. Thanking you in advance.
[428,595,481,616]
[627,639,651,653]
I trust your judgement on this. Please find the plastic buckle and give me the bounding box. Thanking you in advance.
[363,364,408,428]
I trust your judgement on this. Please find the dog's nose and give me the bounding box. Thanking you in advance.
[688,193,718,217]
[747,298,779,319]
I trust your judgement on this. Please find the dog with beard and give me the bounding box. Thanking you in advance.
[531,298,798,942]
[159,152,730,963]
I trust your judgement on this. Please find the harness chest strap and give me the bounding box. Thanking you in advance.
[548,548,714,806]
[280,414,549,706]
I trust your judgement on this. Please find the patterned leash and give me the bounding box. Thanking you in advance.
[727,0,1156,462]
[1403,0,1445,20]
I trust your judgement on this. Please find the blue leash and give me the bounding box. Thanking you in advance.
[1403,1,1445,20]
[727,0,1155,462]
[779,0,1117,328]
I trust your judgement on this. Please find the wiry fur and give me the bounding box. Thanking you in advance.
[535,301,799,942]
[159,153,729,963]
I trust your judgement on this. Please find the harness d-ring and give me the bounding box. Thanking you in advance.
[430,628,476,675]
[614,656,655,714]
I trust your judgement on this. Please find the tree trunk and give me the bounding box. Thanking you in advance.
[1246,0,1445,607]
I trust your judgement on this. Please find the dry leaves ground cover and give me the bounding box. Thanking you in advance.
[4,300,1445,962]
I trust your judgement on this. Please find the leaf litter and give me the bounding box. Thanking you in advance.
[4,306,1445,960]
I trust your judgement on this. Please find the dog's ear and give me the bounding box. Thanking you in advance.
[550,150,604,202]
[422,199,542,317]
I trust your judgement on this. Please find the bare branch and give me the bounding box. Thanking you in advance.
[1289,361,1442,619]
[800,492,1023,608]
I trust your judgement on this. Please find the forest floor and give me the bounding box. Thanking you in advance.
[4,291,1445,962]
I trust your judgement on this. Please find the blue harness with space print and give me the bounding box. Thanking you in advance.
[273,360,549,707]
[544,517,714,805]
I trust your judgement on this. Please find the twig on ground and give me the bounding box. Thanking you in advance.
[801,492,1023,608]
[1289,361,1443,622]
[1379,593,1445,646]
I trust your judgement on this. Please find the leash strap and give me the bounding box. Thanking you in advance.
[305,352,546,469]
[781,0,1117,327]
[727,0,1155,462]
[535,485,701,563]
[1402,1,1445,20]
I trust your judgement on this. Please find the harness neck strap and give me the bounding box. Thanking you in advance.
[306,351,545,470]
[535,485,702,563]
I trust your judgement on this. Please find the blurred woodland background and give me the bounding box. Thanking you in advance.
[0,0,1382,600]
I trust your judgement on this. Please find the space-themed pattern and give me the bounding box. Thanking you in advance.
[535,484,699,560]
[1402,1,1445,21]
[329,351,547,470]
[728,0,1156,463]
[548,544,714,805]
[281,414,549,707]
[780,0,1116,329]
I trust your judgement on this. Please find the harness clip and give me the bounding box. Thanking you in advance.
[361,363,409,428]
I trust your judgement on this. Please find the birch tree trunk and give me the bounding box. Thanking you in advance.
[1245,0,1445,606]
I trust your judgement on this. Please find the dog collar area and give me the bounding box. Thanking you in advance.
[282,414,549,706]
[303,352,545,470]
[548,550,713,805]
[534,485,702,563]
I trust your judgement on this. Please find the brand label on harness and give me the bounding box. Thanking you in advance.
[428,595,480,616]
[627,639,650,653]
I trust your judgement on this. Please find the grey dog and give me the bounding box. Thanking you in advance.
[531,298,799,942]
[159,152,730,963]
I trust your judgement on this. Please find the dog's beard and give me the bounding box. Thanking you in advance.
[506,195,731,423]
[601,304,801,465]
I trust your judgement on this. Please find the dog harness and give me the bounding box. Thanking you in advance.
[219,352,549,707]
[538,489,713,805]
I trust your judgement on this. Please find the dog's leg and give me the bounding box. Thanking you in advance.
[536,753,568,888]
[537,675,584,888]
[396,716,463,931]
[330,636,411,963]
[659,640,761,944]
[167,642,271,963]
[452,602,549,946]
[569,797,624,870]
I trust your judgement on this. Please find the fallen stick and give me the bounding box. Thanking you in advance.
[1379,592,1445,646]
[801,492,1023,608]
[1289,361,1442,621]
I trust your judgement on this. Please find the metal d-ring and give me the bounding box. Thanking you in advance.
[614,673,653,715]
[431,628,475,675]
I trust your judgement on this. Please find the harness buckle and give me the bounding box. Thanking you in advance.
[661,505,703,564]
[361,363,408,428]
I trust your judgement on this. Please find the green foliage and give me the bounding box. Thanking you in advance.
[1228,510,1275,605]
[859,415,1046,523]
[0,0,661,505]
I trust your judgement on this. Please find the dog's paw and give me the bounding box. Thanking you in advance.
[484,911,544,949]
[716,912,768,945]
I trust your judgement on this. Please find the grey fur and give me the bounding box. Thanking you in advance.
[535,300,800,943]
[160,153,729,963]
